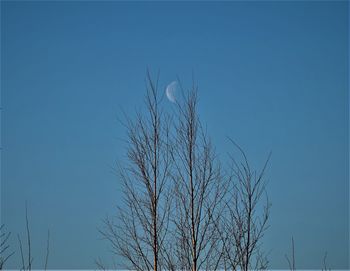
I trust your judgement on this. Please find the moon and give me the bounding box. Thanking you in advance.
[165,81,178,103]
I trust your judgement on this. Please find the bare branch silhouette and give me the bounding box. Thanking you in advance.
[17,203,50,271]
[0,224,14,270]
[25,203,32,271]
[221,139,271,271]
[17,203,33,271]
[171,87,227,271]
[17,234,25,271]
[101,71,173,271]
[44,230,50,271]
[285,237,295,271]
[322,252,331,271]
[95,257,107,271]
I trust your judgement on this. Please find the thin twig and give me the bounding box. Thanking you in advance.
[44,230,50,270]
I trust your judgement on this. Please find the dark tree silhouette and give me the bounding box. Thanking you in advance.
[102,74,272,271]
[216,140,271,271]
[101,72,173,271]
[169,87,227,271]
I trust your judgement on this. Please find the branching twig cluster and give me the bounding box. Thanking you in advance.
[0,224,14,270]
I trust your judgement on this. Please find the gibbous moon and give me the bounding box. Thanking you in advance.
[165,81,178,103]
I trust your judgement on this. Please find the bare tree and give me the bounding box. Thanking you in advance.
[101,75,272,271]
[0,224,14,270]
[101,71,173,271]
[171,87,227,271]
[220,140,271,271]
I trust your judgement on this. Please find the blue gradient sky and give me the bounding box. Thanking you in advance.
[1,1,348,269]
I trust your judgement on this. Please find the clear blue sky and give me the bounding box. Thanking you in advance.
[1,1,348,269]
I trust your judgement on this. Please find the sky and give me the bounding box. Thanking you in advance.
[1,1,349,269]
